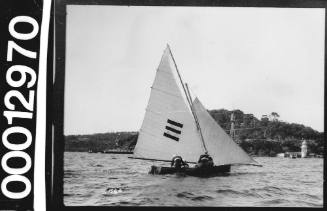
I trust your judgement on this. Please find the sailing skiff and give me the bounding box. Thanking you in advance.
[130,45,259,176]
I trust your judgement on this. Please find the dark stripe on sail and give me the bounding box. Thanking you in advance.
[163,132,179,141]
[165,126,181,134]
[167,119,183,128]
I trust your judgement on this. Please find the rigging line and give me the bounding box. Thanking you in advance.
[166,44,192,107]
[185,83,208,153]
[167,45,207,154]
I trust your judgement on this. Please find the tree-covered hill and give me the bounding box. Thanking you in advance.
[209,109,323,156]
[65,131,138,152]
[65,109,324,156]
[210,109,321,141]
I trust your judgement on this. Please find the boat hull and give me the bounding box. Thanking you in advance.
[149,165,231,177]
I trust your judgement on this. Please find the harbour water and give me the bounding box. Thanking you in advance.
[64,152,323,207]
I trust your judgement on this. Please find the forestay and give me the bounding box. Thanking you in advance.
[192,97,257,166]
[133,46,205,163]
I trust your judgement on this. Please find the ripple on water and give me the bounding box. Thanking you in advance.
[64,170,80,178]
[216,189,245,196]
[261,198,291,206]
[300,193,321,200]
[64,153,323,207]
[249,186,292,194]
[292,200,323,207]
[176,192,214,201]
[215,188,266,200]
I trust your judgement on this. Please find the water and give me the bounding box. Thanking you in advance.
[64,152,323,207]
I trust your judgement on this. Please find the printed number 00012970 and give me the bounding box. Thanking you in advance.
[1,16,39,200]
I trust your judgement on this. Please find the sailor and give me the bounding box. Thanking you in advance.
[196,152,214,169]
[171,155,188,170]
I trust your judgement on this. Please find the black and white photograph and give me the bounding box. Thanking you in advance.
[63,5,324,207]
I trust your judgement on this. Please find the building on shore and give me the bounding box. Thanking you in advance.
[276,139,309,158]
[301,139,307,158]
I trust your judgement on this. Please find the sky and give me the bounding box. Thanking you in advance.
[64,6,325,135]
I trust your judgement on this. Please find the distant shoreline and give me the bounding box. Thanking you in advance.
[64,151,323,159]
[64,109,323,157]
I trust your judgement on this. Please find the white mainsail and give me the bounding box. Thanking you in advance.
[133,45,205,163]
[192,97,257,166]
[133,45,257,166]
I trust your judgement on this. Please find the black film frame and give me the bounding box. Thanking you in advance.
[51,0,327,210]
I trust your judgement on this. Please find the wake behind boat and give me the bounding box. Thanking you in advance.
[130,45,260,177]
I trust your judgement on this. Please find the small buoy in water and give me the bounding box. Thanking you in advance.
[105,187,123,194]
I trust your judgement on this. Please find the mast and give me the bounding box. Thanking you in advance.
[185,83,208,153]
[167,44,208,153]
[166,44,192,107]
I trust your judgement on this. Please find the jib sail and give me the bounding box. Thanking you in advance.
[192,97,257,166]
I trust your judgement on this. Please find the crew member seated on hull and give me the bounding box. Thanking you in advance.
[171,155,189,170]
[195,152,214,169]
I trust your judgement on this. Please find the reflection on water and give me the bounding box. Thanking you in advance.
[64,152,323,207]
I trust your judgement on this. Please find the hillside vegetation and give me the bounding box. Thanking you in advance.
[65,109,323,156]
